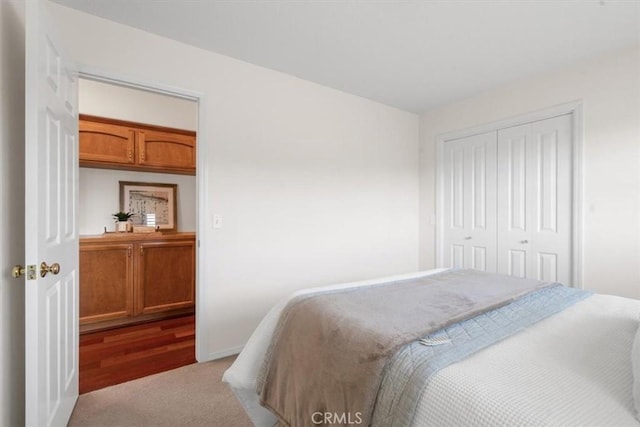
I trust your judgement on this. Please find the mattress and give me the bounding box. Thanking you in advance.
[413,293,640,426]
[222,269,640,426]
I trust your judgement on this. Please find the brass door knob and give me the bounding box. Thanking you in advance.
[13,264,36,280]
[40,262,61,278]
[12,265,25,278]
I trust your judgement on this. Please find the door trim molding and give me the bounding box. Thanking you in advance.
[435,101,584,287]
[76,68,209,360]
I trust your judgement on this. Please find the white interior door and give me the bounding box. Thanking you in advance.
[442,131,497,271]
[497,114,572,284]
[25,1,79,426]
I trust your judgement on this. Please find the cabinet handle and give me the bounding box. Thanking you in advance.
[464,236,472,240]
[139,132,145,161]
[127,247,131,257]
[140,247,144,256]
[520,240,529,244]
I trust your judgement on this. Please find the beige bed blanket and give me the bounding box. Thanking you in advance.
[257,269,552,426]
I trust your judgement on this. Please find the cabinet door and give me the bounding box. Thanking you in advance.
[137,129,196,174]
[79,119,135,167]
[136,239,195,315]
[79,243,134,324]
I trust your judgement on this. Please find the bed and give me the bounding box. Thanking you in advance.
[223,268,640,426]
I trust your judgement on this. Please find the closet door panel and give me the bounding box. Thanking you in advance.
[531,115,572,284]
[442,132,497,271]
[451,244,465,269]
[497,125,533,278]
[537,252,558,282]
[471,145,489,230]
[450,146,465,230]
[472,246,487,271]
[497,114,572,284]
[508,249,527,278]
[538,131,558,233]
[470,133,497,272]
[507,136,527,231]
[443,141,467,268]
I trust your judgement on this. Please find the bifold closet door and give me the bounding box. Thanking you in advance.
[442,131,497,271]
[496,114,573,284]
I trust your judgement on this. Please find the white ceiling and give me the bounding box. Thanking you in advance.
[53,0,640,113]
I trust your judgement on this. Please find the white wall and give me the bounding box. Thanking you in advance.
[79,79,197,234]
[419,46,640,300]
[79,79,197,130]
[0,0,25,424]
[79,169,197,234]
[50,4,420,359]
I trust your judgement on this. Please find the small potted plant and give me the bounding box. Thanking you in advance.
[112,211,134,232]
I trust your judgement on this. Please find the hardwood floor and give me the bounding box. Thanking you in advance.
[80,314,196,394]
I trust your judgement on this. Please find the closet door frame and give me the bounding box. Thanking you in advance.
[435,101,583,287]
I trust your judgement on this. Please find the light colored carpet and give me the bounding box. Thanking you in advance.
[68,356,253,427]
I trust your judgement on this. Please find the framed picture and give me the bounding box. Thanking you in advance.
[119,181,178,231]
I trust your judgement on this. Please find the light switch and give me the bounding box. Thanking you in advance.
[213,215,222,229]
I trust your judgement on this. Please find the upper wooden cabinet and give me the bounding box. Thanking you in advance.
[79,114,196,175]
[79,119,135,166]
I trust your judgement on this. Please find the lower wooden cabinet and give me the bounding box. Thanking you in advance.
[137,240,196,315]
[80,243,134,323]
[80,233,195,327]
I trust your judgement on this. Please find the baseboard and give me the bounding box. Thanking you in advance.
[80,308,195,334]
[200,345,244,362]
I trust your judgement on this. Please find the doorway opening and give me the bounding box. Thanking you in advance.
[76,77,199,393]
